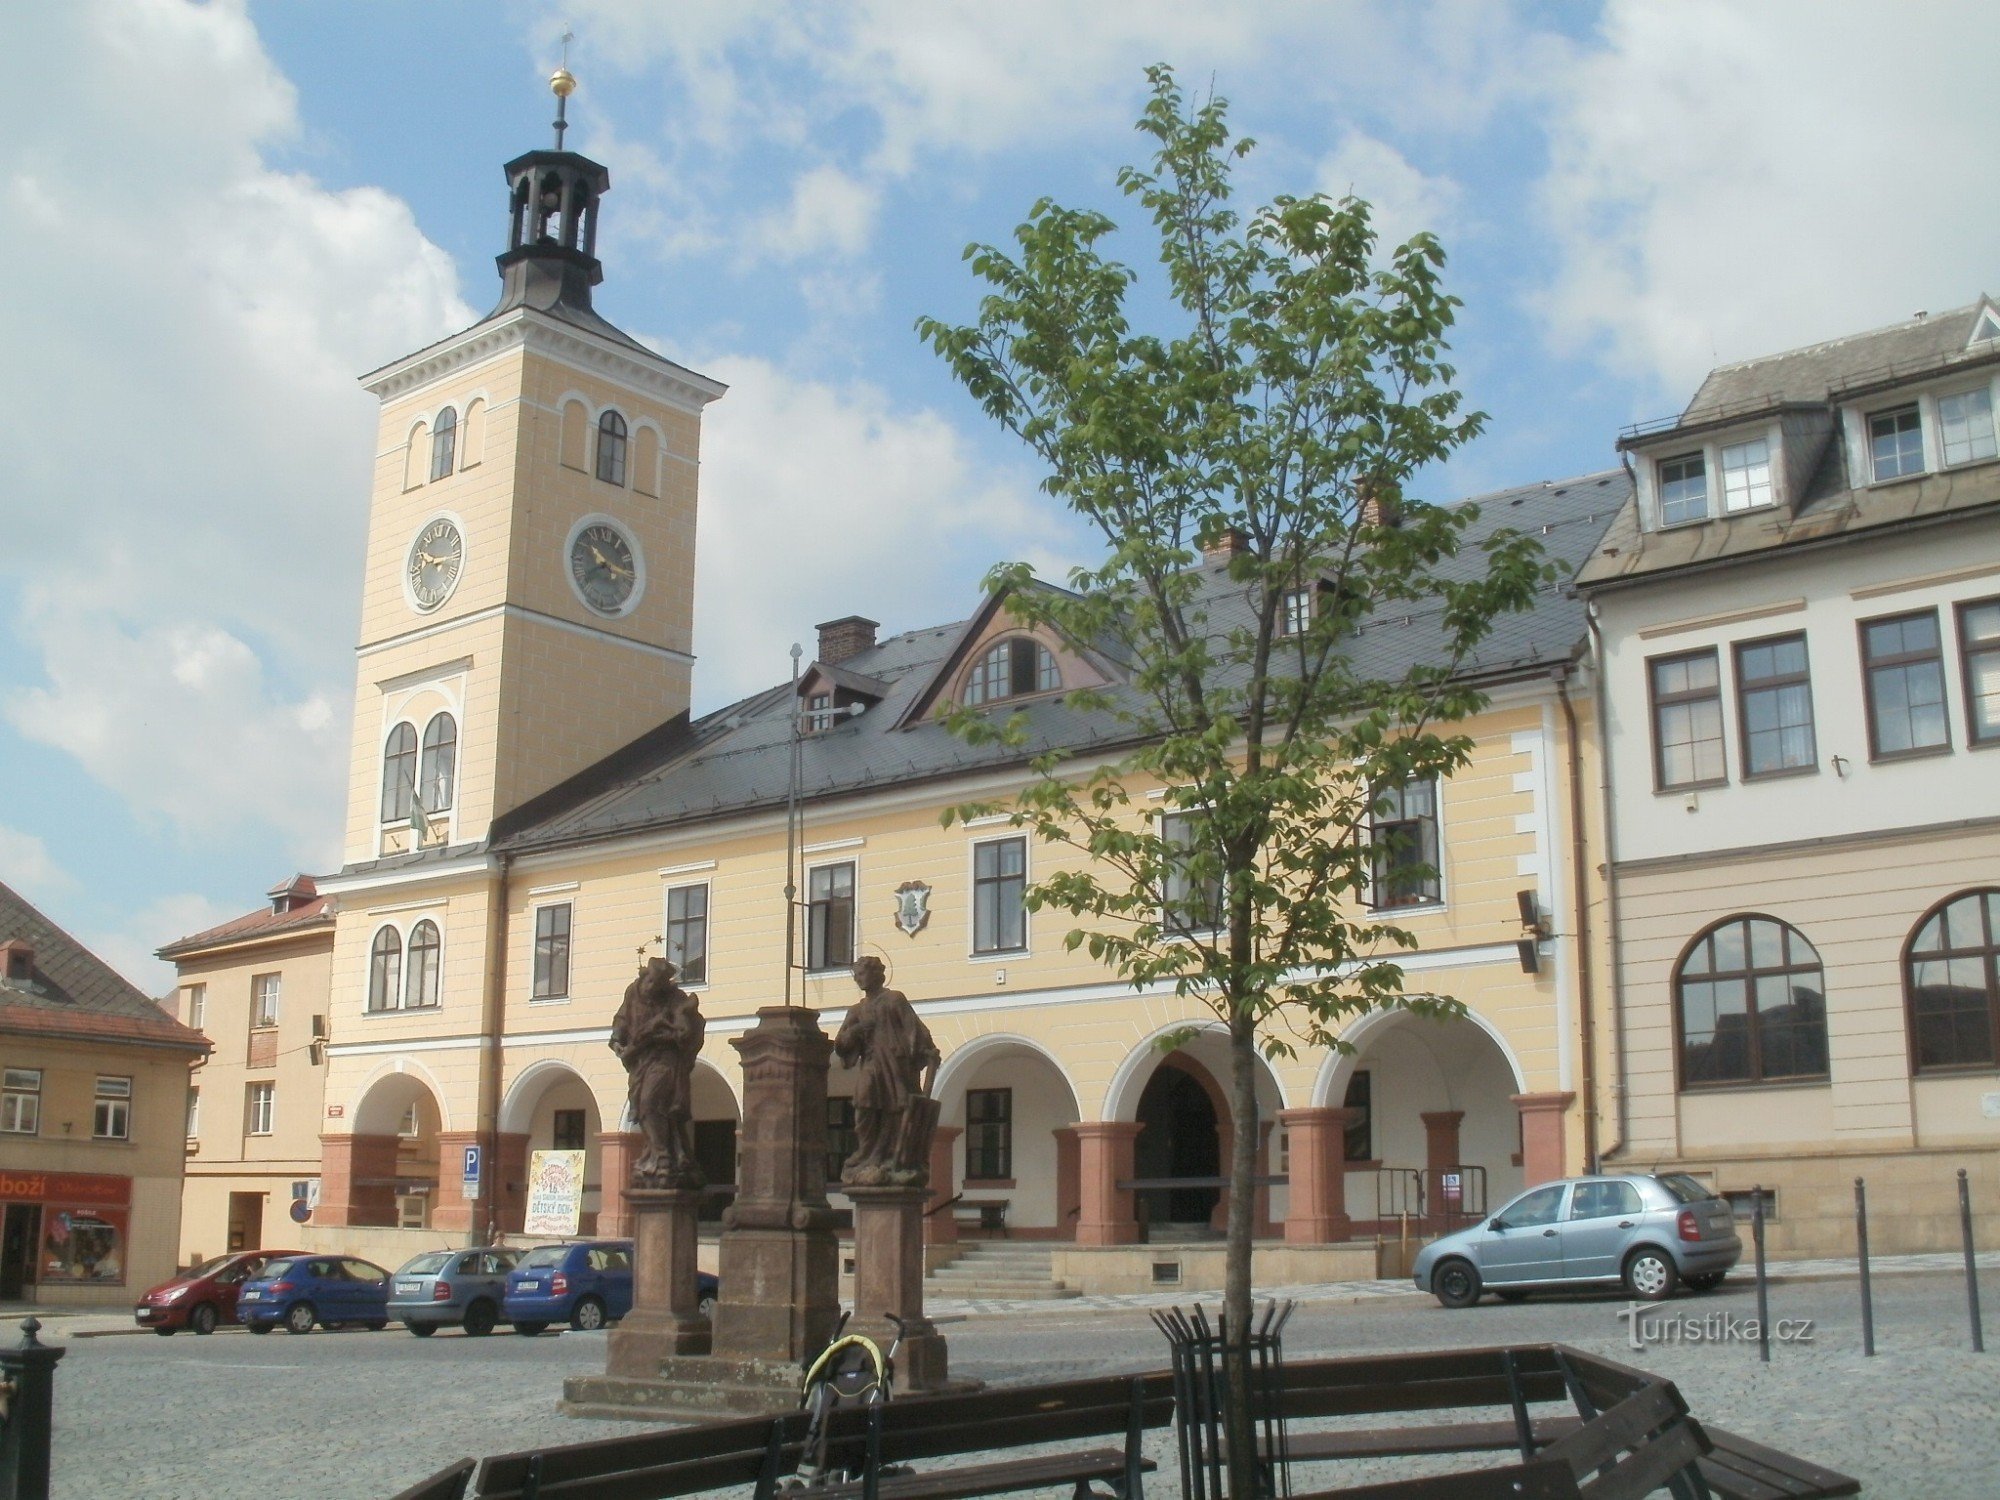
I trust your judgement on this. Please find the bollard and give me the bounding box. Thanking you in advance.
[0,1316,67,1500]
[1855,1176,1875,1357]
[1960,1168,1985,1354]
[1752,1186,1770,1365]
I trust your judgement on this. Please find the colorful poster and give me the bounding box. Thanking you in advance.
[522,1149,586,1237]
[41,1205,129,1284]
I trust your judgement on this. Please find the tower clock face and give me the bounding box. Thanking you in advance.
[569,520,639,615]
[406,517,464,612]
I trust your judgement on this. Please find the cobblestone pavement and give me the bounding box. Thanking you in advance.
[24,1264,2000,1497]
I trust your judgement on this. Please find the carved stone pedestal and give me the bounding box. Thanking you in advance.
[847,1184,947,1391]
[605,1187,709,1376]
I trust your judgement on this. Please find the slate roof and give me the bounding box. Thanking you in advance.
[487,470,1627,859]
[0,879,209,1054]
[1579,301,2000,592]
[157,877,335,961]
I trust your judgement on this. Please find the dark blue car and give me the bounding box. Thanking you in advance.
[502,1240,635,1333]
[237,1254,392,1334]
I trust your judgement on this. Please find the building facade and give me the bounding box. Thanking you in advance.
[2,880,208,1306]
[1582,300,2000,1255]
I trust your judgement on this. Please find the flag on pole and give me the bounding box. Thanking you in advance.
[408,780,430,846]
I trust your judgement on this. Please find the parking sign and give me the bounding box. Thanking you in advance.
[463,1144,482,1200]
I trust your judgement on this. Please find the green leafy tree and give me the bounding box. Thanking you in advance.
[921,67,1552,1494]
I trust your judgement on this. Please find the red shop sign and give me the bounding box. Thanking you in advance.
[0,1169,131,1207]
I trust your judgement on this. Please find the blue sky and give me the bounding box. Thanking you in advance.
[2,0,1994,993]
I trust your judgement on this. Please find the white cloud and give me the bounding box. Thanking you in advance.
[1316,131,1462,255]
[689,356,1081,706]
[1533,0,2000,398]
[90,891,239,1000]
[0,827,77,901]
[753,165,882,261]
[0,1,471,857]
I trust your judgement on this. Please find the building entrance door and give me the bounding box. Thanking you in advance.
[2,1203,40,1299]
[227,1192,264,1253]
[1135,1064,1221,1230]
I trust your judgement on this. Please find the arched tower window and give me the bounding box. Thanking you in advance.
[962,638,1060,706]
[420,713,457,813]
[380,723,418,823]
[1677,915,1828,1087]
[1907,889,2000,1071]
[596,409,628,486]
[405,920,442,1009]
[430,406,457,481]
[368,927,403,1013]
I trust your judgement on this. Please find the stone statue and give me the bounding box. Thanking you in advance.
[610,956,705,1188]
[833,956,940,1187]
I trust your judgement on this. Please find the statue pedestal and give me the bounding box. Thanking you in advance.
[847,1184,947,1392]
[605,1187,708,1374]
[565,1005,840,1421]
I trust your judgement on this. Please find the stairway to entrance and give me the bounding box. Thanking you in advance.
[924,1239,1080,1300]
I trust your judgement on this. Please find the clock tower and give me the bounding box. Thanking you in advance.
[342,71,725,866]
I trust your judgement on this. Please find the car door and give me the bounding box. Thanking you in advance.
[1560,1179,1646,1281]
[600,1245,634,1318]
[1475,1182,1570,1285]
[345,1258,388,1317]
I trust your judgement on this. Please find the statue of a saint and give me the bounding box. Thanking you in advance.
[609,956,705,1188]
[832,956,940,1187]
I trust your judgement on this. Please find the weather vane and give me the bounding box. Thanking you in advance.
[550,29,577,150]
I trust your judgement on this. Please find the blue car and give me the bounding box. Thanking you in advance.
[237,1254,393,1334]
[503,1240,635,1333]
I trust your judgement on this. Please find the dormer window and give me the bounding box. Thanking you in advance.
[1869,405,1924,481]
[1974,308,2000,345]
[1659,453,1708,526]
[963,638,1059,706]
[1279,587,1313,637]
[804,692,834,734]
[1940,387,1998,467]
[1719,437,1772,512]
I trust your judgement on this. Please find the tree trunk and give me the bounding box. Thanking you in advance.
[1223,1008,1261,1498]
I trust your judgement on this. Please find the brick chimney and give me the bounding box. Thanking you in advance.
[1357,479,1401,528]
[816,616,879,665]
[1202,528,1250,563]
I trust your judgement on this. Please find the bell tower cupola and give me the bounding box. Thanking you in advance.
[494,66,611,318]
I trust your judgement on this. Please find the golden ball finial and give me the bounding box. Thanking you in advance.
[550,67,577,99]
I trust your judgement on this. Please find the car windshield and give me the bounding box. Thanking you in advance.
[399,1252,454,1276]
[1656,1173,1718,1204]
[518,1246,570,1269]
[186,1255,237,1279]
[251,1258,298,1281]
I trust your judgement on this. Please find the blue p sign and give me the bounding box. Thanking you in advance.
[463,1145,481,1181]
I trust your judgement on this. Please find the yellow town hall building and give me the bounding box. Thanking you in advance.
[164,105,1623,1288]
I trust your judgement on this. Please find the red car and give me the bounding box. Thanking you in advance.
[134,1249,306,1335]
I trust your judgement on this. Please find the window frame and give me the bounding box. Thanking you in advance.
[1733,631,1818,779]
[1860,608,1952,761]
[1868,403,1926,482]
[1719,435,1774,514]
[367,925,404,1013]
[1656,451,1709,527]
[246,1081,275,1137]
[404,919,442,1009]
[964,1087,1013,1181]
[93,1076,132,1141]
[1674,914,1830,1090]
[1957,595,2000,749]
[1938,384,1998,468]
[805,860,857,973]
[960,636,1061,707]
[185,982,206,1030]
[251,972,281,1029]
[1278,587,1313,638]
[1158,809,1223,939]
[429,405,457,482]
[1,1067,41,1135]
[531,902,573,1002]
[380,721,418,824]
[595,409,628,486]
[1343,1070,1373,1163]
[186,1086,200,1140]
[665,880,710,986]
[1647,647,1728,791]
[1904,889,2000,1075]
[1370,777,1443,910]
[419,712,457,814]
[971,835,1029,957]
[551,1107,588,1152]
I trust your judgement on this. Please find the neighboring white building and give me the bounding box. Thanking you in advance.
[1580,299,2000,1255]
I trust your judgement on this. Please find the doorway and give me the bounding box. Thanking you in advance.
[2,1203,39,1299]
[227,1191,264,1253]
[1135,1063,1221,1232]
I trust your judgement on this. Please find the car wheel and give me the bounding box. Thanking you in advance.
[366,1320,388,1331]
[570,1296,607,1332]
[513,1321,549,1337]
[247,1323,273,1335]
[323,1322,347,1332]
[408,1323,436,1337]
[1433,1258,1482,1309]
[284,1302,318,1335]
[1625,1248,1680,1302]
[189,1303,220,1336]
[1685,1272,1726,1293]
[153,1327,175,1337]
[1495,1290,1531,1303]
[463,1301,498,1338]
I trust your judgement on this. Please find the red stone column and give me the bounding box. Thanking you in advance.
[316,1133,400,1227]
[1421,1110,1466,1229]
[1053,1126,1080,1241]
[1512,1093,1576,1188]
[594,1132,644,1238]
[1073,1122,1144,1246]
[1277,1108,1357,1245]
[923,1125,962,1246]
[431,1130,480,1234]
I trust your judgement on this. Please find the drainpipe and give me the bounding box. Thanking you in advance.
[1583,598,1628,1164]
[480,852,513,1246]
[1555,666,1600,1174]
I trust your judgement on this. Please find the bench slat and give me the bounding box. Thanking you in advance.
[1537,1382,1691,1478]
[816,1448,1154,1500]
[1281,1370,1569,1420]
[1693,1424,1861,1500]
[388,1457,474,1500]
[1290,1456,1584,1500]
[1274,1416,1584,1461]
[821,1399,1173,1468]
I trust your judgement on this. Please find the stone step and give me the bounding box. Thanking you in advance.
[926,1282,1082,1301]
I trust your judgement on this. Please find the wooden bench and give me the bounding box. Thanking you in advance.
[391,1371,1172,1500]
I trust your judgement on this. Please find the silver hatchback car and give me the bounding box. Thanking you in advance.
[1412,1173,1740,1308]
[389,1246,519,1336]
